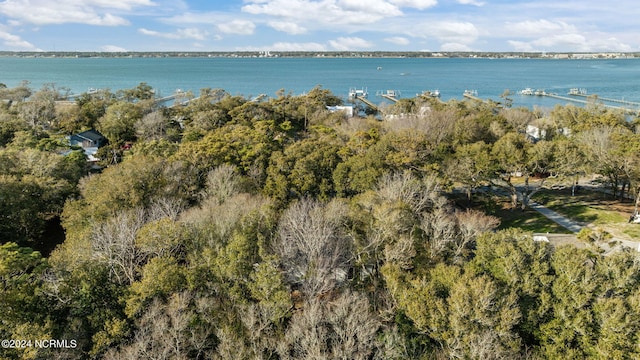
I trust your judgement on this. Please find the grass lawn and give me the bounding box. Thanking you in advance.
[534,189,627,224]
[450,192,572,234]
[533,188,640,240]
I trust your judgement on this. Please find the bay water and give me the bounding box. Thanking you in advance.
[2,56,640,111]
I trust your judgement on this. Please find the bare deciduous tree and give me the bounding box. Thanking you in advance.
[376,171,440,214]
[384,235,416,270]
[453,209,500,259]
[91,208,146,285]
[182,192,269,248]
[214,326,252,360]
[383,108,458,148]
[135,110,168,141]
[104,291,215,360]
[327,291,381,360]
[239,303,281,360]
[277,298,327,360]
[500,108,535,133]
[422,206,457,259]
[275,198,352,297]
[202,164,241,205]
[148,197,185,222]
[277,291,381,360]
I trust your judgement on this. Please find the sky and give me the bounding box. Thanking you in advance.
[0,0,638,53]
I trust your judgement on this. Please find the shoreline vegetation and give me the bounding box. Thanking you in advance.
[2,81,640,359]
[1,50,639,59]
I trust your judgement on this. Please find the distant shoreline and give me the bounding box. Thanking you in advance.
[1,51,639,60]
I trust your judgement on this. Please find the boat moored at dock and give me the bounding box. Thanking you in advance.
[568,88,587,96]
[348,87,368,99]
[418,89,440,98]
[519,88,534,95]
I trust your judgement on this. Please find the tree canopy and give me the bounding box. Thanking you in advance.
[1,82,640,359]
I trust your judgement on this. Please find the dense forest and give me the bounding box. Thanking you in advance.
[2,81,640,359]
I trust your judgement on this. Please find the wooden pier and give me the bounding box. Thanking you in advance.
[353,95,379,112]
[568,92,640,107]
[154,90,187,104]
[377,90,399,103]
[462,90,484,103]
[541,91,639,115]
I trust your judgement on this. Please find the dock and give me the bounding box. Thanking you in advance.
[377,90,399,103]
[520,88,640,115]
[348,87,382,113]
[154,89,187,104]
[568,91,640,107]
[63,88,100,100]
[353,95,379,112]
[542,91,639,115]
[463,90,483,102]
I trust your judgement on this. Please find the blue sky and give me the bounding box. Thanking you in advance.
[0,0,638,52]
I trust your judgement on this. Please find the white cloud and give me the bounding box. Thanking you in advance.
[337,0,402,16]
[389,0,437,10]
[0,0,155,26]
[101,45,127,52]
[532,33,587,50]
[384,36,410,45]
[242,0,307,18]
[440,42,473,51]
[410,21,479,45]
[237,42,327,51]
[507,40,533,52]
[456,0,485,6]
[510,33,635,53]
[162,11,230,25]
[588,37,633,52]
[271,42,328,51]
[0,30,39,50]
[434,22,479,44]
[268,21,307,35]
[242,0,402,27]
[139,27,209,40]
[176,28,209,40]
[217,20,256,35]
[329,36,375,50]
[83,0,155,11]
[506,19,577,37]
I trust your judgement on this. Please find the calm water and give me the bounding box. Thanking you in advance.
[2,56,640,110]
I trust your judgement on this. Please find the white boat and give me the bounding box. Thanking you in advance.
[418,89,440,98]
[568,88,587,95]
[349,87,368,99]
[519,88,534,95]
